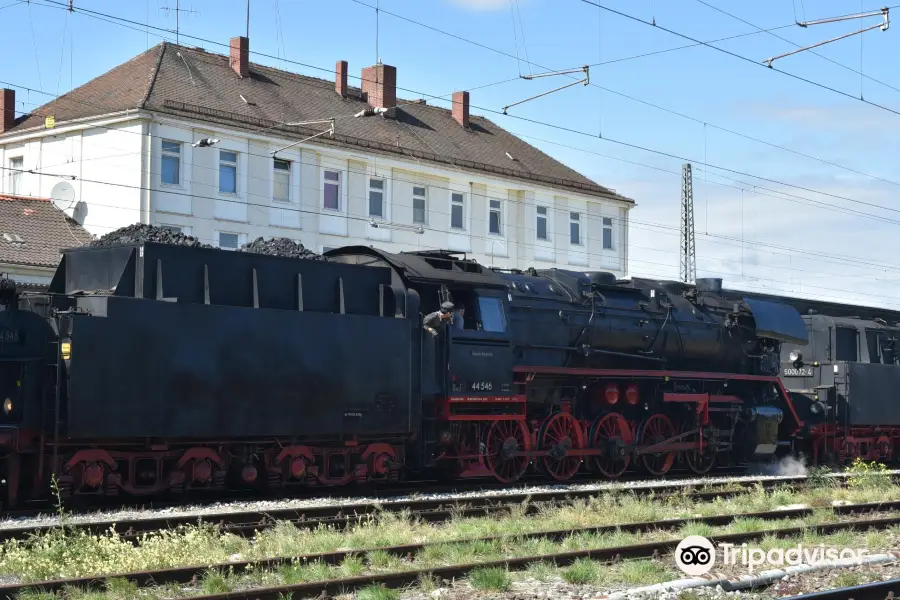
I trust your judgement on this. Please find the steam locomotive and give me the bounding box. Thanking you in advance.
[0,240,856,508]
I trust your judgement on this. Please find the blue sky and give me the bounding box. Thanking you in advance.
[4,0,900,308]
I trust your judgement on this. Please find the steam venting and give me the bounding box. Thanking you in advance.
[747,454,808,477]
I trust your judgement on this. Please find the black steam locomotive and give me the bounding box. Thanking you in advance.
[0,241,818,506]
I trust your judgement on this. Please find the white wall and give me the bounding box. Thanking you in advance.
[0,119,144,238]
[1,113,633,276]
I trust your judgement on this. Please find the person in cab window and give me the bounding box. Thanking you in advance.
[423,302,455,337]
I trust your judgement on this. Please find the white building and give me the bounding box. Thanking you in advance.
[0,36,634,274]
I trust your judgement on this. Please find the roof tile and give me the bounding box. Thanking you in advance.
[3,42,630,202]
[0,195,93,268]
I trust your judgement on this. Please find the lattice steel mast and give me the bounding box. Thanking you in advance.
[680,163,696,284]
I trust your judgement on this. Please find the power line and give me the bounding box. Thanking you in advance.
[34,0,900,200]
[7,148,900,289]
[7,73,900,278]
[694,0,900,96]
[575,0,900,118]
[7,11,900,280]
[344,0,900,194]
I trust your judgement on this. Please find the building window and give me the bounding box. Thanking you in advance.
[570,212,581,245]
[8,157,22,195]
[369,177,384,218]
[489,199,502,235]
[536,206,548,240]
[323,169,341,210]
[413,186,427,224]
[451,192,464,230]
[219,150,238,194]
[273,159,291,202]
[217,231,244,250]
[161,141,181,186]
[602,217,613,250]
[160,224,193,236]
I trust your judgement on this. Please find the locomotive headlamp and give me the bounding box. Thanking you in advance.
[60,339,72,361]
[789,350,802,363]
[2,398,11,415]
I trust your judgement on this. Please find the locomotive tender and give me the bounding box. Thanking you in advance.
[0,241,817,506]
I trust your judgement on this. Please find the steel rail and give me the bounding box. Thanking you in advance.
[3,500,899,599]
[781,577,900,600]
[0,476,810,544]
[0,467,783,519]
[0,468,752,519]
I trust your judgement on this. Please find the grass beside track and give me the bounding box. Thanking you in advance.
[1,463,896,599]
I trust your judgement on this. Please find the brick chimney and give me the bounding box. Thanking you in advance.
[0,89,15,134]
[336,60,348,97]
[361,62,396,115]
[452,91,469,128]
[229,36,249,78]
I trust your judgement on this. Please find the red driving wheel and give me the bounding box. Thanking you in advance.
[484,420,530,484]
[637,413,677,476]
[539,412,585,481]
[589,413,632,478]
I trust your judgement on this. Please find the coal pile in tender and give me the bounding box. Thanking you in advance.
[239,237,323,260]
[91,224,216,249]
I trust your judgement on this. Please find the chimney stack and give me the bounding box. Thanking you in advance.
[229,36,249,78]
[361,62,396,116]
[0,89,15,134]
[336,60,348,97]
[452,91,469,128]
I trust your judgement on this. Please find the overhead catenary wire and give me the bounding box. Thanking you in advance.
[8,163,900,306]
[339,0,900,193]
[26,0,900,201]
[8,148,900,291]
[7,72,900,280]
[694,0,900,94]
[8,5,900,292]
[574,0,900,118]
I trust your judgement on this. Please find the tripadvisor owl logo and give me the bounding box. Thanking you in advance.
[675,536,716,576]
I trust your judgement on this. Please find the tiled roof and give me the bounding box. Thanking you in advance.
[0,195,93,268]
[3,42,631,203]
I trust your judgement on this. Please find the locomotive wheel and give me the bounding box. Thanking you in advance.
[680,421,717,475]
[637,414,676,476]
[484,420,530,484]
[539,412,586,481]
[589,413,632,478]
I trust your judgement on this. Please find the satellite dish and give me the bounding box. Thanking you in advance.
[72,200,87,225]
[50,181,76,213]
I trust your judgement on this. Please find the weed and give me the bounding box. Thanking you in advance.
[524,561,556,582]
[469,566,511,591]
[847,458,891,489]
[356,584,400,600]
[833,571,864,588]
[562,558,601,584]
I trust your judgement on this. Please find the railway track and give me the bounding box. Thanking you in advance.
[0,466,767,520]
[0,473,819,543]
[2,502,897,600]
[783,578,900,600]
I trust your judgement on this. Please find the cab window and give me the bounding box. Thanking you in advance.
[835,326,858,362]
[478,296,507,333]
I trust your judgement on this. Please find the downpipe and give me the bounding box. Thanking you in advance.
[597,551,900,599]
